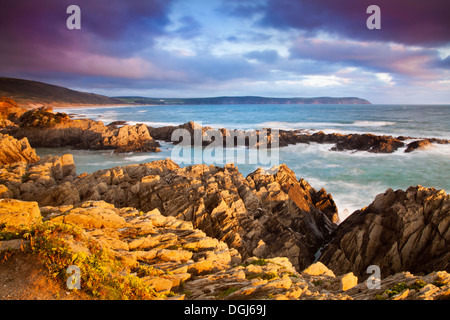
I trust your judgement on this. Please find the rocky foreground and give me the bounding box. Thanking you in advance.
[0,132,449,300]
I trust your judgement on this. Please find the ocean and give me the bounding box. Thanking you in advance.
[38,104,450,221]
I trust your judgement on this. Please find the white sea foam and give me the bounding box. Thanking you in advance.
[123,154,164,162]
[256,120,396,131]
[351,120,396,127]
[126,121,180,127]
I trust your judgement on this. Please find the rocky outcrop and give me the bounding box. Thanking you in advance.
[1,106,161,153]
[319,186,450,278]
[405,140,432,153]
[2,147,449,282]
[4,152,450,280]
[0,133,39,165]
[0,97,27,127]
[2,199,449,300]
[2,99,448,155]
[0,145,449,300]
[0,155,338,272]
[149,122,449,154]
[404,138,449,153]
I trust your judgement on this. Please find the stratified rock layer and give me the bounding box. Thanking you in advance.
[319,186,450,278]
[0,155,338,272]
[2,199,449,300]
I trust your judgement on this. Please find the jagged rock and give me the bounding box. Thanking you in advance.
[151,121,450,154]
[1,144,448,299]
[405,139,432,153]
[0,156,338,272]
[3,100,447,154]
[330,133,404,153]
[2,197,449,300]
[319,186,450,278]
[0,97,27,127]
[0,133,39,165]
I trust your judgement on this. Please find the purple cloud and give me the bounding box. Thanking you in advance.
[289,37,442,79]
[259,0,450,47]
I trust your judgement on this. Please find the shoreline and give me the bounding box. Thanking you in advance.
[52,103,145,110]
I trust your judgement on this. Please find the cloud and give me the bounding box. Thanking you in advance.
[169,16,203,39]
[0,0,174,61]
[289,36,443,79]
[259,0,450,47]
[0,0,448,104]
[244,50,280,64]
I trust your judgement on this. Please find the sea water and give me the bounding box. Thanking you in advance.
[38,104,450,221]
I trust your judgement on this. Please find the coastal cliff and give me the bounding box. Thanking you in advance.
[0,77,370,107]
[116,96,371,105]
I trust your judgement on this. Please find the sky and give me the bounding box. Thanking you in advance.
[0,0,449,104]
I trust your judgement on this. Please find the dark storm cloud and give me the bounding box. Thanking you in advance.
[258,0,450,47]
[0,0,174,62]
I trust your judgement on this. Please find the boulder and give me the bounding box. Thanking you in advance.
[301,262,335,277]
[0,198,41,227]
[51,201,128,229]
[405,140,432,153]
[340,272,358,291]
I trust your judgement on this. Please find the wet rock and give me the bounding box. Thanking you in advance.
[405,139,432,153]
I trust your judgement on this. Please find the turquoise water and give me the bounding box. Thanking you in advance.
[38,104,450,220]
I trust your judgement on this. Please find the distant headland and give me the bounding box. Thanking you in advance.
[114,96,371,105]
[0,77,370,108]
